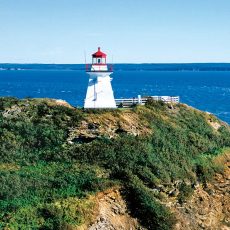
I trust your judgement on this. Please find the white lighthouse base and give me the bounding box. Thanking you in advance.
[84,72,116,109]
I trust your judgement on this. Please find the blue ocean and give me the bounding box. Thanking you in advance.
[0,64,230,124]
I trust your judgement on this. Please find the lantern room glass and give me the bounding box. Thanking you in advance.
[92,57,106,64]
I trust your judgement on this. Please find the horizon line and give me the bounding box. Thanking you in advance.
[1,62,230,65]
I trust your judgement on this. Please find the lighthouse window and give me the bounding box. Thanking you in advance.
[93,58,97,64]
[98,58,101,64]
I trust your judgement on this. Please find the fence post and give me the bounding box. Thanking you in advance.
[138,95,142,104]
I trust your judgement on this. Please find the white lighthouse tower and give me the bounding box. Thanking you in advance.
[84,47,116,109]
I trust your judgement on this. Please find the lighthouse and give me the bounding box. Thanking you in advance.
[84,47,116,109]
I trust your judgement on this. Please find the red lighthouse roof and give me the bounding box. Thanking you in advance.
[92,47,107,58]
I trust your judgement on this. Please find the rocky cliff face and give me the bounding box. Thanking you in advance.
[85,151,230,230]
[1,98,230,230]
[172,152,230,230]
[67,102,230,230]
[88,188,143,230]
[67,109,152,144]
[82,165,229,230]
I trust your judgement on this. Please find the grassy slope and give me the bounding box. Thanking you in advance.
[0,97,230,230]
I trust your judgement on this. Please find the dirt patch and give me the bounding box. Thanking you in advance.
[88,188,144,230]
[207,119,222,131]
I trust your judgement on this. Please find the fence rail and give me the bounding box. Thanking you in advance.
[115,96,180,107]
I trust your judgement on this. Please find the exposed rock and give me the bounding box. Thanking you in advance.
[53,99,73,108]
[2,105,22,118]
[88,188,144,230]
[171,154,230,230]
[68,110,152,143]
[207,119,222,131]
[86,153,230,230]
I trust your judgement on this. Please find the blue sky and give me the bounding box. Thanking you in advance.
[0,0,230,63]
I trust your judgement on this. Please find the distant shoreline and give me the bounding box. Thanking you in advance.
[1,63,230,72]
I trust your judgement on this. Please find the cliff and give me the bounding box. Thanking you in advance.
[0,97,229,230]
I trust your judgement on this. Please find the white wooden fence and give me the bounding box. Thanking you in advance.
[115,96,180,107]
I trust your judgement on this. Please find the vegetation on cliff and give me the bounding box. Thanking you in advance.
[0,97,230,230]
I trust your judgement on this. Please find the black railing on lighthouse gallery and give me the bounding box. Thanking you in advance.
[85,64,113,72]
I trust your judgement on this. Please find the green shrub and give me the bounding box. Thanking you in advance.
[178,182,194,204]
[0,97,19,110]
[126,175,176,230]
[0,163,110,228]
[193,153,224,185]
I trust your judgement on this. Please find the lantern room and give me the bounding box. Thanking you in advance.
[92,47,107,65]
